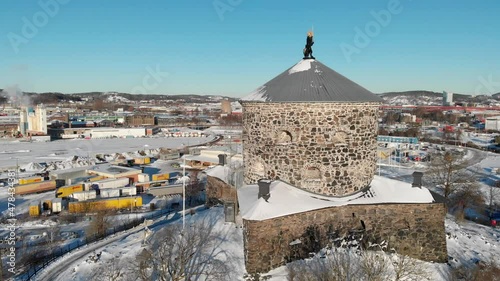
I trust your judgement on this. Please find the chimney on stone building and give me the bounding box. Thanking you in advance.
[258,179,271,201]
[412,172,423,188]
[218,154,227,166]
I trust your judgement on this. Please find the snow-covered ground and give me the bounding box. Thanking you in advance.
[0,189,55,216]
[35,207,245,281]
[468,152,500,216]
[0,135,215,169]
[4,141,499,280]
[30,206,500,281]
[461,132,498,148]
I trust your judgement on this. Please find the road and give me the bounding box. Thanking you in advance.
[379,147,489,185]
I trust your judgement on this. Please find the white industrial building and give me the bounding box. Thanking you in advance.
[485,116,500,131]
[58,127,146,139]
[19,105,47,135]
[442,91,454,106]
[89,128,146,138]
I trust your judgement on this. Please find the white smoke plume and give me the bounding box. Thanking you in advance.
[2,85,31,107]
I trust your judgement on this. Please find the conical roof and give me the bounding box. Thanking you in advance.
[241,59,382,103]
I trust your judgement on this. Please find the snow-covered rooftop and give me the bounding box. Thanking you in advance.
[288,59,312,74]
[205,165,232,182]
[238,175,437,221]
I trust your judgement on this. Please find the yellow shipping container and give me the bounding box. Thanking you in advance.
[134,157,150,165]
[19,176,43,185]
[69,196,143,213]
[56,184,84,198]
[29,205,40,217]
[152,173,169,181]
[15,180,57,196]
[113,196,142,209]
[89,175,107,182]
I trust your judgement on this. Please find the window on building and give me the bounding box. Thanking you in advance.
[304,167,321,180]
[303,166,321,190]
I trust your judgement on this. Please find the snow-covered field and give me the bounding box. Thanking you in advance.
[0,135,215,169]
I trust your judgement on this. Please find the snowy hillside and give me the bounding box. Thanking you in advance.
[379,91,443,105]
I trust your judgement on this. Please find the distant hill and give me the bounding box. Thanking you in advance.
[1,89,497,106]
[377,91,500,106]
[0,90,237,105]
[379,90,441,98]
[379,91,443,105]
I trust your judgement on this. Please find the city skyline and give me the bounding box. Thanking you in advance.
[1,0,499,97]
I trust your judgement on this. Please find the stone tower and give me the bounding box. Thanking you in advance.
[240,59,382,197]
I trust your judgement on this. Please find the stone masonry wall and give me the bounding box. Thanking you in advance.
[242,102,380,197]
[205,175,237,206]
[243,203,448,274]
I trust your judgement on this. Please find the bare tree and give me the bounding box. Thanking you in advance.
[286,249,362,281]
[185,171,204,207]
[425,151,477,202]
[455,128,463,142]
[134,217,233,281]
[384,112,398,125]
[286,234,430,281]
[448,261,500,281]
[360,252,390,281]
[287,250,430,281]
[442,130,453,142]
[90,259,125,281]
[87,209,113,240]
[391,254,430,281]
[487,180,500,218]
[448,182,484,220]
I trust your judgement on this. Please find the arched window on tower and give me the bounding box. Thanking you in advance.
[303,166,321,191]
[276,130,293,145]
[253,161,265,178]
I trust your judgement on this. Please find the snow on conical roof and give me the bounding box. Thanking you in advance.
[241,59,382,103]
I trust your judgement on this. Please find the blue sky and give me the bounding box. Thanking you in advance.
[1,0,499,97]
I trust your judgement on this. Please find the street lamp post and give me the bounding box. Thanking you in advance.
[182,153,186,230]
